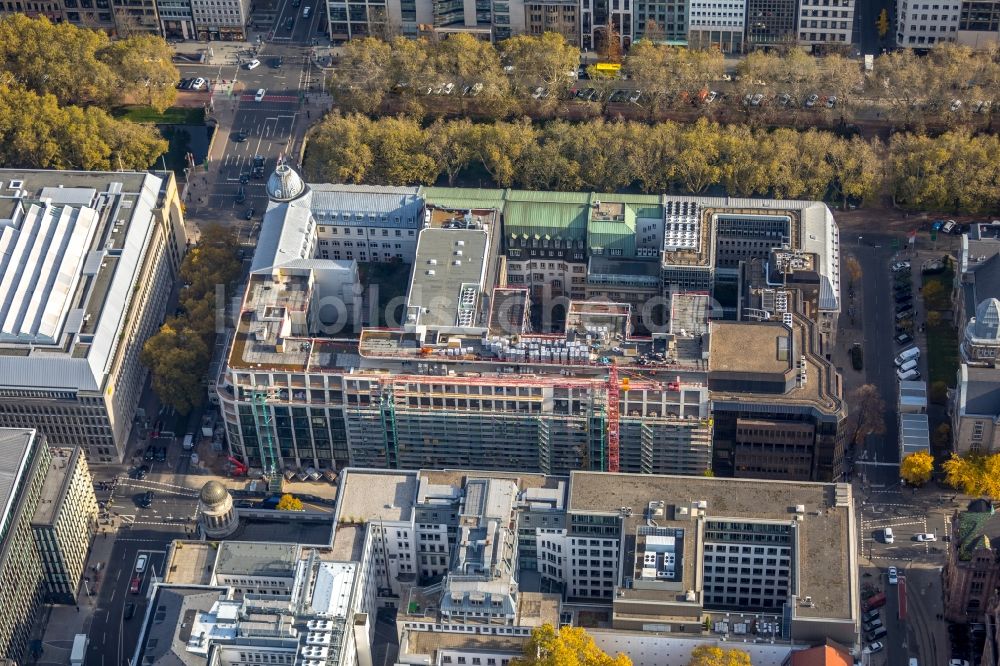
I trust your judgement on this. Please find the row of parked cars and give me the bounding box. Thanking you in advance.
[177,77,207,91]
[891,260,921,379]
[744,92,837,108]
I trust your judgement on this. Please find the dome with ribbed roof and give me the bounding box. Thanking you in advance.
[199,480,229,506]
[267,164,306,202]
[972,298,1000,341]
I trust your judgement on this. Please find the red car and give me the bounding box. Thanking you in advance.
[130,576,142,594]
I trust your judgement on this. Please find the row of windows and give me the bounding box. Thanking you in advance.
[320,226,414,237]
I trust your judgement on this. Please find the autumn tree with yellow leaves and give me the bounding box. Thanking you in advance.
[511,625,631,666]
[943,453,1000,499]
[687,645,752,666]
[901,450,935,486]
[276,494,304,511]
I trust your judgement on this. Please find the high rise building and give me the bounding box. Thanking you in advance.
[0,169,187,464]
[30,446,99,604]
[190,0,250,39]
[0,429,49,662]
[633,0,688,43]
[217,172,843,484]
[958,0,1000,46]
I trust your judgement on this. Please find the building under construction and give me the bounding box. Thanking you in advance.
[215,166,844,485]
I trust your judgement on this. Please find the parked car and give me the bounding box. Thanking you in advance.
[135,465,149,480]
[805,93,820,107]
[896,303,914,314]
[888,566,898,584]
[915,533,937,541]
[895,333,913,345]
[942,220,957,234]
[704,90,717,103]
[143,447,155,461]
[628,90,642,103]
[868,641,883,653]
[891,261,911,272]
[862,609,881,623]
[254,88,266,102]
[825,95,838,108]
[155,447,166,462]
[191,77,207,90]
[950,99,963,112]
[233,131,247,143]
[895,294,912,305]
[750,93,764,106]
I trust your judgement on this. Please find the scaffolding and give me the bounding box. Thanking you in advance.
[607,365,620,473]
[250,388,283,492]
[379,387,399,469]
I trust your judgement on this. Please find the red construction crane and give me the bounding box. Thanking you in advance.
[607,364,620,472]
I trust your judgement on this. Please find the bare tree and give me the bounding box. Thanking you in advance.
[845,256,862,289]
[848,384,886,446]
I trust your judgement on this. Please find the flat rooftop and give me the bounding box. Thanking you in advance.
[708,321,792,376]
[407,228,489,329]
[30,447,79,526]
[0,428,35,532]
[405,630,529,658]
[214,541,299,578]
[164,541,217,586]
[567,471,855,621]
[0,169,167,392]
[135,586,229,666]
[336,470,417,523]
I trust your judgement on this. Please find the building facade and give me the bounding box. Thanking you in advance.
[896,0,961,45]
[157,0,195,37]
[30,446,98,604]
[958,0,1000,46]
[190,0,249,38]
[944,500,1000,623]
[218,176,843,484]
[0,429,53,662]
[526,0,580,42]
[686,0,746,51]
[745,0,798,44]
[0,170,187,464]
[797,0,854,48]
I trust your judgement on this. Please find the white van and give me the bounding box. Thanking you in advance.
[302,5,311,17]
[897,346,920,363]
[255,88,266,102]
[898,358,918,373]
[897,368,920,381]
[883,527,894,543]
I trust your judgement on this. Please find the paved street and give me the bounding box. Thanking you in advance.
[85,478,199,666]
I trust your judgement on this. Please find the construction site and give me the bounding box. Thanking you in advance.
[214,169,845,488]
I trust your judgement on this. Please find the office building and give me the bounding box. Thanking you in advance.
[59,0,118,31]
[745,0,798,45]
[217,173,842,483]
[135,545,379,666]
[191,0,250,39]
[633,0,688,42]
[0,429,53,662]
[958,0,1000,46]
[158,0,195,38]
[944,499,1000,623]
[30,446,99,604]
[896,0,961,45]
[0,169,187,464]
[337,468,858,648]
[581,0,632,51]
[526,0,580,42]
[687,0,745,51]
[797,0,854,48]
[985,588,1000,666]
[112,0,161,33]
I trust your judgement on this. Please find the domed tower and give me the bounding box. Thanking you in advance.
[198,480,239,538]
[266,163,307,202]
[963,298,1000,364]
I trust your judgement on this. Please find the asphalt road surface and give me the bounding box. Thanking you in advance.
[853,233,906,486]
[86,480,198,666]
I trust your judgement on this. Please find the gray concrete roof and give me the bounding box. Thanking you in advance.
[567,471,855,621]
[0,428,36,536]
[959,365,1000,416]
[0,169,166,393]
[406,228,489,329]
[134,586,229,666]
[335,469,417,524]
[214,541,298,578]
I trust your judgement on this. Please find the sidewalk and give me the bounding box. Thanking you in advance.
[27,530,120,666]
